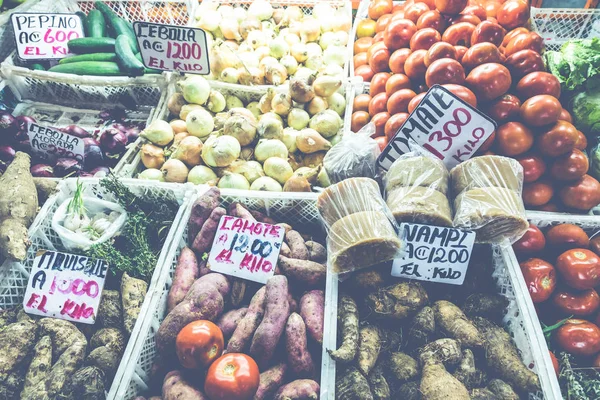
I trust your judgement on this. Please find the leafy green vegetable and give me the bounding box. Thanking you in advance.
[544,38,600,91]
[559,352,600,400]
[571,89,600,137]
[591,143,600,182]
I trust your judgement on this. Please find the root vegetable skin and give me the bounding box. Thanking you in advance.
[0,319,37,376]
[121,273,148,335]
[487,379,519,400]
[357,325,381,376]
[278,255,326,286]
[286,230,309,260]
[191,207,227,255]
[167,247,199,312]
[419,338,463,367]
[188,187,220,241]
[366,282,429,321]
[453,349,486,390]
[433,300,484,348]
[217,307,248,339]
[420,361,470,400]
[328,295,359,363]
[299,290,324,345]
[163,370,208,400]
[336,367,373,400]
[275,379,320,400]
[46,341,86,398]
[389,352,419,383]
[285,312,315,377]
[21,335,52,398]
[227,286,266,353]
[228,202,257,221]
[368,364,391,400]
[254,363,287,400]
[305,240,326,262]
[408,306,436,348]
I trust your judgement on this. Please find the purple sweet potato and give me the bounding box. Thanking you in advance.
[253,363,287,400]
[249,209,277,225]
[191,207,226,255]
[228,202,256,221]
[227,287,267,353]
[198,259,211,277]
[167,247,199,312]
[163,370,208,400]
[306,241,326,263]
[288,293,298,313]
[217,307,248,339]
[280,242,292,258]
[277,223,293,234]
[300,290,324,345]
[278,256,326,286]
[286,230,309,260]
[286,313,315,377]
[231,278,246,307]
[188,187,220,241]
[250,276,291,367]
[274,379,320,400]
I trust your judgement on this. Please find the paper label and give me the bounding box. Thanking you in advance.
[134,22,210,74]
[11,13,84,60]
[27,121,85,163]
[23,250,108,324]
[392,223,476,285]
[378,85,496,170]
[208,216,285,284]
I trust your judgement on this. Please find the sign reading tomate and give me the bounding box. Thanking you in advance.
[208,216,285,284]
[23,250,108,324]
[377,85,497,170]
[134,22,210,74]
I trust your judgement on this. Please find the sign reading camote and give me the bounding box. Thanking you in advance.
[23,250,109,324]
[208,216,285,284]
[378,85,496,170]
[11,13,84,60]
[392,223,476,285]
[134,22,209,74]
[27,121,85,163]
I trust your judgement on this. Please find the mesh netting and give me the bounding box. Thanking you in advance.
[68,0,194,25]
[531,7,600,52]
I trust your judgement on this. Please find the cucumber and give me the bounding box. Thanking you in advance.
[115,35,144,77]
[68,37,116,54]
[94,1,139,52]
[48,61,122,76]
[87,9,106,38]
[59,53,117,65]
[31,63,45,71]
[135,52,162,74]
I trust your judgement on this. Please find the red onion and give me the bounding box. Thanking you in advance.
[0,145,15,163]
[16,115,36,132]
[79,172,94,177]
[99,127,127,154]
[60,125,91,138]
[83,137,104,169]
[54,158,82,177]
[112,123,127,132]
[31,164,55,177]
[15,139,31,152]
[124,126,141,144]
[0,111,18,140]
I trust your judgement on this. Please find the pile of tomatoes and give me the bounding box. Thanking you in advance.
[514,223,600,366]
[351,0,600,212]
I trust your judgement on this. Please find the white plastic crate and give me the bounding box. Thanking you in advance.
[0,0,47,63]
[531,7,600,52]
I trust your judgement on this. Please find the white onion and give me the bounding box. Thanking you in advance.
[282,127,299,152]
[254,139,288,162]
[139,168,164,182]
[247,30,267,49]
[218,172,250,190]
[284,33,300,46]
[331,9,352,32]
[299,17,321,43]
[247,102,261,119]
[305,55,323,71]
[178,76,210,105]
[263,157,293,185]
[334,31,349,46]
[250,176,283,191]
[219,18,242,41]
[269,37,290,59]
[248,0,273,21]
[220,67,240,83]
[326,92,346,117]
[197,9,221,32]
[188,166,218,185]
[290,43,308,63]
[321,63,345,78]
[287,108,310,130]
[319,31,336,50]
[313,3,334,22]
[280,55,298,75]
[161,159,189,183]
[202,135,241,167]
[233,7,247,22]
[226,95,244,110]
[218,4,234,18]
[324,45,346,67]
[186,108,214,139]
[306,42,323,58]
[309,109,342,138]
[229,160,265,184]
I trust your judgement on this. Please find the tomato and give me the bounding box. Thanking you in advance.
[557,249,600,290]
[351,111,371,132]
[374,31,385,42]
[441,22,477,46]
[523,180,554,207]
[455,45,468,61]
[591,237,600,257]
[375,136,389,151]
[424,42,457,67]
[408,92,426,113]
[419,0,436,8]
[385,113,409,139]
[484,0,501,18]
[556,320,600,357]
[502,27,529,47]
[497,0,530,30]
[425,59,465,87]
[176,320,224,369]
[476,130,496,153]
[372,112,391,137]
[575,131,588,151]
[354,37,374,54]
[413,82,429,93]
[558,108,573,123]
[520,95,562,127]
[357,19,377,38]
[462,4,488,21]
[205,353,260,400]
[369,0,394,20]
[410,28,442,51]
[550,351,559,377]
[516,72,561,100]
[389,48,412,73]
[370,72,391,96]
[519,258,556,303]
[384,19,418,51]
[546,224,590,251]
[404,49,428,81]
[417,10,447,32]
[355,64,375,82]
[495,121,533,156]
[505,49,545,80]
[354,52,368,69]
[386,74,412,96]
[404,2,430,23]
[387,89,417,114]
[486,94,521,123]
[513,224,546,255]
[451,14,482,26]
[461,42,502,69]
[505,32,544,57]
[441,84,478,107]
[353,94,371,112]
[559,175,600,211]
[471,20,505,46]
[369,92,389,115]
[369,47,391,73]
[465,63,511,101]
[367,42,388,62]
[550,149,589,182]
[435,0,468,15]
[516,153,546,183]
[536,120,579,157]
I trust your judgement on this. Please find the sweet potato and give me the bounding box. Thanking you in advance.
[229,202,256,221]
[379,327,402,353]
[358,324,381,376]
[250,276,290,367]
[328,295,359,363]
[286,312,315,377]
[366,282,429,321]
[462,293,508,323]
[69,366,105,400]
[288,292,298,313]
[167,247,199,312]
[21,335,52,398]
[278,255,326,286]
[217,307,248,339]
[198,259,211,277]
[280,242,292,258]
[231,278,246,307]
[487,379,519,400]
[38,317,86,360]
[47,341,86,398]
[397,381,422,400]
[299,290,324,345]
[192,206,227,255]
[249,209,277,225]
[286,230,309,260]
[420,361,470,400]
[368,363,391,400]
[0,152,37,260]
[97,289,122,328]
[453,349,486,390]
[419,338,462,367]
[275,379,320,400]
[0,319,37,376]
[471,388,498,400]
[227,287,266,353]
[254,363,287,400]
[433,300,484,348]
[389,352,419,383]
[90,328,126,354]
[188,187,220,241]
[163,370,208,400]
[336,367,373,400]
[86,346,120,381]
[122,272,148,335]
[305,240,326,263]
[407,306,435,348]
[277,223,293,234]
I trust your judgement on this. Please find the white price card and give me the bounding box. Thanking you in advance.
[134,22,210,74]
[392,223,476,285]
[378,85,496,170]
[11,13,84,60]
[208,216,285,284]
[27,121,85,163]
[23,250,109,324]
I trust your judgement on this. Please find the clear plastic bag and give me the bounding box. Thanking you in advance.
[450,156,528,244]
[323,122,381,184]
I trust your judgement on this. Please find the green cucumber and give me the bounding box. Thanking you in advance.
[135,52,162,74]
[87,9,106,38]
[68,37,116,54]
[59,53,117,64]
[94,1,139,52]
[31,63,45,71]
[48,61,122,76]
[115,35,144,77]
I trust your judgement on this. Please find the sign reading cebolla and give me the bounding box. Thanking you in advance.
[392,223,476,285]
[378,85,496,170]
[134,22,209,74]
[23,250,108,324]
[208,216,285,284]
[11,13,84,60]
[27,121,85,163]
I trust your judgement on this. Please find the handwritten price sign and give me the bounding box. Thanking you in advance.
[392,223,475,285]
[23,250,108,324]
[27,121,85,163]
[11,13,84,60]
[208,216,285,284]
[377,85,496,170]
[134,22,209,74]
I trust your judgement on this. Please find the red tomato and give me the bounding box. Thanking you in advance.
[462,4,488,21]
[575,131,588,151]
[176,320,224,369]
[559,175,600,211]
[556,249,600,290]
[502,27,529,47]
[404,49,428,81]
[536,202,561,213]
[550,149,589,182]
[375,136,389,151]
[484,0,501,18]
[384,18,418,51]
[523,180,554,207]
[519,258,557,303]
[476,130,496,153]
[408,92,426,113]
[495,121,533,156]
[372,112,391,137]
[485,94,521,123]
[385,113,409,140]
[450,14,482,26]
[410,27,442,51]
[550,351,559,377]
[354,37,374,54]
[205,353,260,400]
[353,94,371,112]
[516,72,561,100]
[591,237,600,257]
[424,42,457,67]
[369,0,394,20]
[454,45,469,61]
[355,64,375,82]
[461,42,502,69]
[369,47,391,73]
[435,0,468,15]
[558,108,573,123]
[547,223,590,253]
[465,62,511,101]
[387,89,417,114]
[553,289,600,317]
[497,0,530,30]
[516,153,546,183]
[441,22,476,46]
[376,14,393,33]
[520,95,562,127]
[471,20,505,46]
[404,2,430,23]
[504,49,545,80]
[416,10,447,32]
[505,32,544,56]
[513,224,546,255]
[536,120,579,157]
[556,319,600,357]
[354,52,368,69]
[351,111,371,132]
[425,59,465,87]
[370,72,391,96]
[441,84,478,107]
[389,48,412,73]
[369,92,389,115]
[386,74,412,95]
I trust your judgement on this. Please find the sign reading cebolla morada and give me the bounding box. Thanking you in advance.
[208,216,285,284]
[23,250,108,324]
[11,13,85,60]
[27,121,85,163]
[134,21,210,74]
[377,85,497,170]
[391,223,476,285]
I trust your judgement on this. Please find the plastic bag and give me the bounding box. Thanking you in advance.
[317,177,402,277]
[322,122,381,184]
[450,156,528,244]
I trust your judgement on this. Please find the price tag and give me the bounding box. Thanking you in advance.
[378,85,496,171]
[23,250,109,324]
[27,121,85,163]
[392,223,475,285]
[208,216,285,284]
[11,13,85,60]
[133,22,210,74]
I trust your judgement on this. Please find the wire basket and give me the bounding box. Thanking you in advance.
[531,7,600,52]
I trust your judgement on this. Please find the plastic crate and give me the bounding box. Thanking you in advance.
[0,0,47,63]
[0,177,196,399]
[531,7,600,52]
